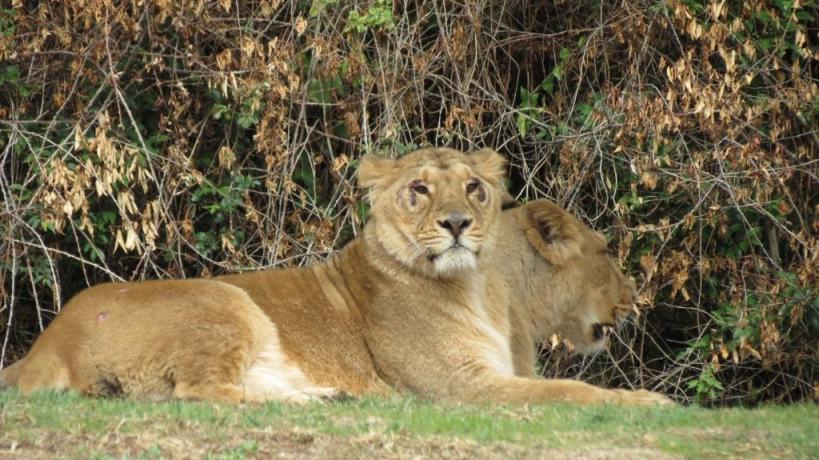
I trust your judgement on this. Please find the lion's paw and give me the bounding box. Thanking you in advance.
[614,389,675,406]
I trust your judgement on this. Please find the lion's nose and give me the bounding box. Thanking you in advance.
[438,215,472,239]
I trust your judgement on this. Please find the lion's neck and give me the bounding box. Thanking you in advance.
[494,214,561,341]
[360,224,416,282]
[360,222,449,283]
[315,236,379,309]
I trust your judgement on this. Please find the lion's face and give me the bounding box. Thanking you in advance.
[359,148,506,277]
[552,245,637,354]
[511,200,637,354]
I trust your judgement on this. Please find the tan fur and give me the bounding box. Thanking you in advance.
[0,148,669,406]
[357,198,671,406]
[486,200,672,404]
[0,148,497,402]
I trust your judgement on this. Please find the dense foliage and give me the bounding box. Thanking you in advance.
[0,0,816,405]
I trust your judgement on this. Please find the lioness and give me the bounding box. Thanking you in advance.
[495,200,668,403]
[0,148,502,402]
[0,148,669,405]
[354,190,670,405]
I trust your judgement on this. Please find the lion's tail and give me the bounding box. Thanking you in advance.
[0,358,25,390]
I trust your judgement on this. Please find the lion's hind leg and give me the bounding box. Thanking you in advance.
[161,320,258,404]
[15,351,72,396]
[172,380,342,405]
[172,382,246,403]
[238,336,345,404]
[0,358,25,390]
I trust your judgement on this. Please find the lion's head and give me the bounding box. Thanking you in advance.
[358,148,507,277]
[495,199,637,354]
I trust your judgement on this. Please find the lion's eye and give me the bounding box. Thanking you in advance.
[467,179,486,202]
[409,180,428,195]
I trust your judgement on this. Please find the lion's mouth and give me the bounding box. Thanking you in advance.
[427,242,476,262]
[592,323,616,341]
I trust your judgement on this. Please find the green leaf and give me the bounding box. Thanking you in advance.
[517,113,528,138]
[236,112,258,129]
[795,10,815,23]
[0,64,19,84]
[541,75,555,95]
[552,64,563,80]
[559,47,570,62]
[212,103,230,120]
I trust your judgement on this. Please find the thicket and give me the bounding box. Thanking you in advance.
[0,0,816,406]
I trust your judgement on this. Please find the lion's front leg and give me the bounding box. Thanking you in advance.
[457,373,674,406]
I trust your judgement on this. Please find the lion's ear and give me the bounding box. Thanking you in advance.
[500,191,519,210]
[470,148,507,186]
[358,154,399,191]
[520,200,584,266]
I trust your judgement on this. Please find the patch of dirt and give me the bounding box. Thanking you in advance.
[0,428,680,459]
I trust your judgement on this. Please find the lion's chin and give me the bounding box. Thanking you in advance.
[431,247,477,276]
[572,338,608,355]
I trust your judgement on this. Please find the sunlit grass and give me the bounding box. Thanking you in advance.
[1,390,816,459]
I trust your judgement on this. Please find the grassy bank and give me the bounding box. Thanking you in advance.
[0,391,816,459]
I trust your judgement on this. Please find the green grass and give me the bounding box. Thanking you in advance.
[1,390,816,459]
